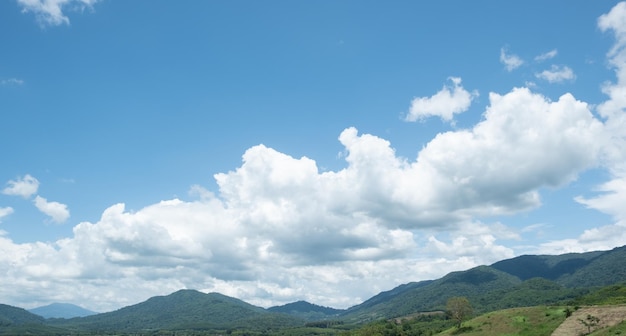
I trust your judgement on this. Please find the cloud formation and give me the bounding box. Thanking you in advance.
[0,207,14,223]
[535,65,576,83]
[0,78,24,86]
[405,77,478,123]
[17,0,98,26]
[500,47,524,71]
[33,196,70,223]
[2,174,39,198]
[0,82,608,311]
[535,49,558,62]
[535,1,626,255]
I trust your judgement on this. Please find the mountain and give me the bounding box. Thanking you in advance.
[341,266,522,323]
[340,245,626,323]
[268,300,345,321]
[0,304,72,335]
[557,245,626,288]
[490,249,604,281]
[29,303,97,319]
[50,289,303,333]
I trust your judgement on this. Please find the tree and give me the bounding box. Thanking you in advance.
[578,314,600,334]
[446,297,473,328]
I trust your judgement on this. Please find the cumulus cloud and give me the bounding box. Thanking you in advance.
[532,2,626,256]
[597,1,626,166]
[3,174,39,198]
[535,49,558,62]
[0,81,606,311]
[535,65,576,83]
[500,47,524,71]
[17,0,99,26]
[404,77,478,123]
[33,195,70,223]
[592,1,626,218]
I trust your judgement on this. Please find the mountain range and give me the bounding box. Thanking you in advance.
[1,244,625,334]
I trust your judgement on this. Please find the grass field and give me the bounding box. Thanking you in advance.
[437,306,569,336]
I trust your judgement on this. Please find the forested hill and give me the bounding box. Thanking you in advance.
[490,245,626,286]
[268,300,345,321]
[337,245,626,323]
[0,304,45,326]
[49,289,303,332]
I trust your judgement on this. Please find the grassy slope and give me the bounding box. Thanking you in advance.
[437,306,568,336]
[440,283,626,336]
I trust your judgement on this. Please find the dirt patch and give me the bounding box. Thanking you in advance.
[551,305,626,336]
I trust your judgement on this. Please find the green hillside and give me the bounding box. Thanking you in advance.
[51,289,303,333]
[341,266,522,323]
[490,251,603,281]
[437,306,569,336]
[339,246,626,323]
[0,304,45,326]
[558,245,626,288]
[0,304,70,336]
[490,245,626,289]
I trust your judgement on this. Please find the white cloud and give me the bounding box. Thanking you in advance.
[597,1,626,167]
[500,47,524,71]
[405,77,478,122]
[3,174,40,198]
[413,88,602,221]
[535,49,558,62]
[0,78,24,86]
[533,1,626,256]
[17,0,99,26]
[33,195,70,223]
[0,207,14,222]
[535,65,576,83]
[0,83,605,311]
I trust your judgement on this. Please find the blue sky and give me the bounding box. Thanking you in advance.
[1,0,626,312]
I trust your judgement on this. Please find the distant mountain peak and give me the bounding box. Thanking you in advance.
[268,300,345,322]
[28,302,97,319]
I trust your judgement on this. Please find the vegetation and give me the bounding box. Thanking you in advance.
[446,297,473,328]
[438,306,569,336]
[0,304,45,326]
[569,283,626,306]
[590,319,626,335]
[48,290,303,333]
[268,300,344,321]
[579,314,601,334]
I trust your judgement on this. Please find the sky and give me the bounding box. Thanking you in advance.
[1,0,626,313]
